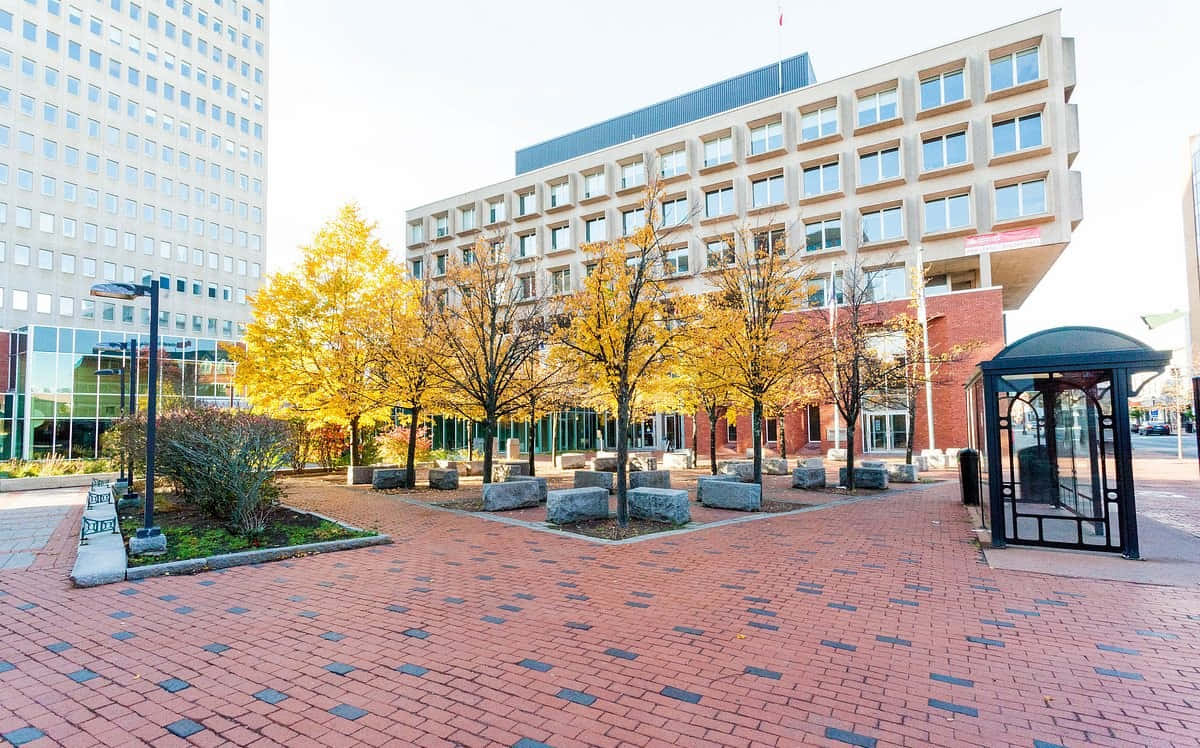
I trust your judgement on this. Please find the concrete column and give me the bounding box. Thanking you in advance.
[979,251,993,288]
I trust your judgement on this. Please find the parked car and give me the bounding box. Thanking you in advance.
[1142,422,1172,436]
[1130,421,1140,434]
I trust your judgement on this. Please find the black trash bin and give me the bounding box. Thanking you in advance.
[959,448,980,505]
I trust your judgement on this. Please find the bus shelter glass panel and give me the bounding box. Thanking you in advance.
[995,371,1122,551]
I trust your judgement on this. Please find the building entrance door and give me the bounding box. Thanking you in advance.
[865,411,908,452]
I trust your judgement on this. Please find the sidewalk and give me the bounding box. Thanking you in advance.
[0,488,85,572]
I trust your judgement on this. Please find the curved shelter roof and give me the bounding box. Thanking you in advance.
[975,326,1171,376]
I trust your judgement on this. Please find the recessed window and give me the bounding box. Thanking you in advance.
[550,225,570,250]
[458,206,475,231]
[920,69,965,110]
[660,148,687,178]
[518,275,535,300]
[706,239,733,268]
[622,207,645,235]
[408,222,423,244]
[518,191,536,216]
[551,267,571,294]
[754,228,786,255]
[517,233,536,258]
[434,214,448,237]
[487,199,505,223]
[585,216,607,242]
[859,147,900,186]
[751,175,785,208]
[665,247,690,275]
[856,88,898,127]
[705,187,734,218]
[620,161,646,190]
[802,161,839,197]
[410,258,423,279]
[703,136,732,167]
[992,112,1042,156]
[924,193,971,233]
[805,217,842,252]
[861,206,904,244]
[548,181,570,208]
[995,178,1046,221]
[863,266,907,302]
[800,106,837,142]
[749,121,782,155]
[990,47,1039,91]
[661,197,688,227]
[434,253,447,275]
[922,131,968,171]
[583,172,604,199]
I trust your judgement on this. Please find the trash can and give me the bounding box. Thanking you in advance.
[958,448,980,506]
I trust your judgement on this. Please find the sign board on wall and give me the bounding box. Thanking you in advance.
[964,227,1041,255]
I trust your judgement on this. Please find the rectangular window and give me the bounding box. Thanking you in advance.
[922,131,968,171]
[622,208,645,235]
[458,206,475,231]
[703,135,733,167]
[620,161,646,190]
[584,216,606,243]
[487,199,505,224]
[661,197,688,226]
[705,187,734,217]
[802,161,839,197]
[800,106,837,142]
[751,175,785,208]
[805,217,842,252]
[920,69,965,110]
[548,181,570,208]
[924,193,971,233]
[410,258,422,280]
[517,191,536,216]
[706,239,734,268]
[664,247,690,275]
[995,178,1046,221]
[864,266,907,302]
[856,88,898,127]
[660,148,687,178]
[749,121,782,155]
[550,225,570,250]
[992,112,1042,156]
[859,147,901,186]
[517,233,536,258]
[550,268,571,295]
[990,47,1039,91]
[583,172,604,199]
[861,206,904,244]
[754,229,786,255]
[434,214,448,237]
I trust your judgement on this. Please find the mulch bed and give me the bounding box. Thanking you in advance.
[119,497,372,567]
[549,517,684,540]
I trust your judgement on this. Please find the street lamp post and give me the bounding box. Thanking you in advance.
[95,339,140,501]
[91,281,165,554]
[94,366,126,482]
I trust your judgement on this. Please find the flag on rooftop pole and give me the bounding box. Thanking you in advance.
[777,3,784,94]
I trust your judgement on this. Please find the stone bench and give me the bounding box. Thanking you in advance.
[629,470,670,490]
[574,470,614,493]
[699,481,761,511]
[482,480,541,511]
[697,474,741,502]
[428,468,459,490]
[838,466,888,489]
[792,466,826,489]
[372,468,408,490]
[629,488,690,525]
[547,487,609,524]
[886,462,918,483]
[505,475,548,503]
[802,457,824,469]
[556,453,587,470]
[661,451,694,470]
[762,457,789,475]
[591,456,618,472]
[718,461,754,482]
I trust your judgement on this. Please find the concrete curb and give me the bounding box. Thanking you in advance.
[2,472,119,493]
[126,533,391,580]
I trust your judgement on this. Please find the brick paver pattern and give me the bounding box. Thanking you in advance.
[0,488,84,571]
[1,479,1199,747]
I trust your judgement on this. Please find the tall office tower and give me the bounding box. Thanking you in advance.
[0,0,269,458]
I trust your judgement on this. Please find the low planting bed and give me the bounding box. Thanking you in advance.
[119,494,376,567]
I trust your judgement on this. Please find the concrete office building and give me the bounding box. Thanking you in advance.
[1184,133,1200,372]
[405,11,1081,458]
[0,0,269,457]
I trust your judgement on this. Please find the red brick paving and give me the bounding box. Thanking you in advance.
[2,478,1199,747]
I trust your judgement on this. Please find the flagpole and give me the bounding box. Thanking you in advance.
[830,260,840,452]
[916,244,935,450]
[777,2,784,94]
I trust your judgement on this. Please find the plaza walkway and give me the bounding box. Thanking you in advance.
[1,479,1198,747]
[0,488,85,573]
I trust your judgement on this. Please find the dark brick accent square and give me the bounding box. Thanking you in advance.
[109,611,132,619]
[971,584,1001,592]
[513,739,552,748]
[556,688,596,706]
[796,587,823,595]
[482,615,505,624]
[67,669,99,683]
[1033,741,1067,748]
[1006,608,1040,617]
[119,588,139,596]
[386,604,410,613]
[930,672,974,688]
[720,583,745,590]
[403,628,430,639]
[515,593,535,600]
[1,727,45,746]
[1136,630,1179,640]
[748,621,779,631]
[604,648,637,660]
[743,596,771,603]
[443,597,465,604]
[198,580,215,586]
[1034,598,1067,607]
[832,569,857,575]
[329,704,367,720]
[825,726,877,747]
[517,659,552,672]
[112,631,136,641]
[158,678,190,693]
[397,664,427,676]
[0,661,14,673]
[565,622,591,630]
[499,604,522,612]
[888,598,918,607]
[16,603,36,611]
[253,688,288,705]
[45,642,72,653]
[320,632,345,642]
[1094,667,1143,680]
[673,626,703,635]
[826,603,856,612]
[821,640,856,652]
[980,619,1015,628]
[173,607,194,615]
[201,643,230,654]
[905,584,932,592]
[287,595,305,602]
[1096,643,1139,655]
[624,601,649,609]
[157,594,177,601]
[928,698,978,717]
[966,635,1004,648]
[298,611,318,618]
[566,594,590,601]
[747,607,777,616]
[744,666,781,680]
[660,686,701,704]
[324,662,355,675]
[875,635,911,647]
[227,607,249,615]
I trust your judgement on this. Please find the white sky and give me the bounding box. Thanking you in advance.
[265,0,1200,348]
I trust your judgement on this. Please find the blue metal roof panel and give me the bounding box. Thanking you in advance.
[514,52,816,174]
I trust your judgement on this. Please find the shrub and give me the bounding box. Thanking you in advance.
[312,424,347,470]
[377,424,432,466]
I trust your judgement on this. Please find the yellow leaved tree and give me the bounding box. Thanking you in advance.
[232,203,395,466]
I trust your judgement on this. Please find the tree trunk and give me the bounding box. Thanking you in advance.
[349,415,361,467]
[527,411,536,477]
[467,421,474,461]
[751,398,764,484]
[905,390,917,465]
[690,412,698,464]
[481,416,496,484]
[708,408,718,475]
[845,416,857,491]
[779,412,788,460]
[405,405,421,489]
[550,412,558,467]
[615,391,630,527]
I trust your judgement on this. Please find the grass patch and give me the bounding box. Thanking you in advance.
[120,496,373,566]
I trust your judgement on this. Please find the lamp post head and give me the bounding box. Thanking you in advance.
[89,282,151,300]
